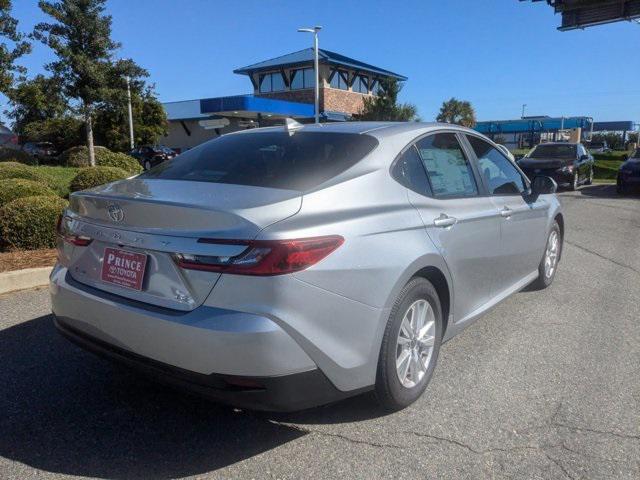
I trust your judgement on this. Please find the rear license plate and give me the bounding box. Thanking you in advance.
[100,247,148,291]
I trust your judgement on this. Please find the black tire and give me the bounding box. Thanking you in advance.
[530,221,562,290]
[144,160,151,171]
[375,277,443,411]
[585,167,593,185]
[617,178,627,195]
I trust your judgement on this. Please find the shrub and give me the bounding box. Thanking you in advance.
[69,166,129,192]
[99,151,143,174]
[0,147,36,165]
[0,178,58,206]
[0,195,68,250]
[0,162,64,194]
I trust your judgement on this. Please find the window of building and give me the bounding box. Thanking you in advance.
[329,69,349,90]
[466,135,527,195]
[353,75,369,94]
[259,72,286,93]
[291,68,316,90]
[370,79,383,96]
[415,133,478,198]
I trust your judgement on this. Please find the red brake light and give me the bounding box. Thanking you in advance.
[57,215,92,246]
[174,235,344,276]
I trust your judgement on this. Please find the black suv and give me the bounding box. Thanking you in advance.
[517,142,594,190]
[130,145,176,170]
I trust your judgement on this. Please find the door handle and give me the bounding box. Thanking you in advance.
[433,213,457,228]
[500,207,513,218]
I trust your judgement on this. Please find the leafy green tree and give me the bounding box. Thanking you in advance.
[23,116,84,151]
[93,58,167,151]
[0,0,31,94]
[34,0,119,166]
[4,74,67,134]
[436,97,476,128]
[356,78,418,121]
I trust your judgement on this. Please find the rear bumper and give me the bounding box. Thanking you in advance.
[54,316,358,411]
[50,265,367,410]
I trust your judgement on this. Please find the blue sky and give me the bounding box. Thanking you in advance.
[5,0,640,123]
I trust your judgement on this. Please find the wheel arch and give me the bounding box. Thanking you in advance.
[554,212,564,261]
[412,266,451,337]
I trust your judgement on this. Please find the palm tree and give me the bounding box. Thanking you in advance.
[436,98,476,128]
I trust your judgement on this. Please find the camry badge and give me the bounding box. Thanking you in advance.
[107,204,124,222]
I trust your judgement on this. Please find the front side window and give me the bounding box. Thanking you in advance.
[141,132,379,191]
[467,135,527,195]
[415,133,478,198]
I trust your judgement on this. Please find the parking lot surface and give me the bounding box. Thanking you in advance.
[0,184,638,479]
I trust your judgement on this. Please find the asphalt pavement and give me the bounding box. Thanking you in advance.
[0,183,638,479]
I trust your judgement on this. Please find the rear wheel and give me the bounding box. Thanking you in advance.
[375,277,442,411]
[530,221,562,290]
[617,177,627,195]
[144,160,151,171]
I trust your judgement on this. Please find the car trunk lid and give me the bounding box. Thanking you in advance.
[63,178,301,311]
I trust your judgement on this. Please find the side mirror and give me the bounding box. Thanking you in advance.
[531,175,557,195]
[622,154,628,161]
[580,154,590,161]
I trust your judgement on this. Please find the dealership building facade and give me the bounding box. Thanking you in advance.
[162,48,406,152]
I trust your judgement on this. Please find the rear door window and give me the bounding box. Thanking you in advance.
[141,132,378,191]
[415,133,478,198]
[391,146,432,196]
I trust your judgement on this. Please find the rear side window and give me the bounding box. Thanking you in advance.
[415,133,478,198]
[141,132,378,191]
[391,146,432,196]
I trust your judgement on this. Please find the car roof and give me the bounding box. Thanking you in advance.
[229,121,479,140]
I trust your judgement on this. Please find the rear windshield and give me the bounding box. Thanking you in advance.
[528,144,576,159]
[140,131,379,191]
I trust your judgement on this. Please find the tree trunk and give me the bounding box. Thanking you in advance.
[86,110,95,167]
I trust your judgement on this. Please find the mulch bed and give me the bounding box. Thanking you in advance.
[0,248,58,273]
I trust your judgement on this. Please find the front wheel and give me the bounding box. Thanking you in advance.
[530,222,562,290]
[375,277,443,411]
[585,167,593,185]
[569,172,579,191]
[144,160,152,171]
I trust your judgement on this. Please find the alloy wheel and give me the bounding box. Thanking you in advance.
[544,230,559,279]
[395,299,436,388]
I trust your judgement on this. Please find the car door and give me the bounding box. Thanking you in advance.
[403,131,502,324]
[464,134,548,293]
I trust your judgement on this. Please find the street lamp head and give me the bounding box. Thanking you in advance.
[298,26,322,33]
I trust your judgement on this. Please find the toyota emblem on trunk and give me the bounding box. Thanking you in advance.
[107,204,124,222]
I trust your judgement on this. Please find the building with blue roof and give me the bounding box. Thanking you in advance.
[162,48,406,151]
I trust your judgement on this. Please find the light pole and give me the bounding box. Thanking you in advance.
[298,26,322,124]
[125,76,134,150]
[521,103,527,119]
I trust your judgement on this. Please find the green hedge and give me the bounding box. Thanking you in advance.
[0,162,68,196]
[61,145,142,174]
[0,195,68,250]
[592,151,630,161]
[0,147,36,165]
[70,166,129,192]
[0,178,58,206]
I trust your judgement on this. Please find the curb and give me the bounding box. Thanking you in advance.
[0,267,53,295]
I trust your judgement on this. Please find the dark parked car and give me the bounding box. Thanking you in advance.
[517,142,594,190]
[130,145,177,171]
[617,149,640,194]
[23,141,58,161]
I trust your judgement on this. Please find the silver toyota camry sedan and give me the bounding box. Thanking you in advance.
[50,122,563,411]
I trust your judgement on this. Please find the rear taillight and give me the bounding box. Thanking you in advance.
[56,215,92,246]
[173,235,344,276]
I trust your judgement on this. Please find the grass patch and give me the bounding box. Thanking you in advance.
[593,159,623,181]
[35,166,80,197]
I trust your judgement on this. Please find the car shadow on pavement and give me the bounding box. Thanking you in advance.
[577,184,640,199]
[0,315,385,479]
